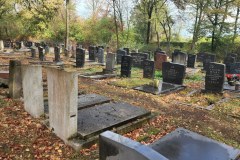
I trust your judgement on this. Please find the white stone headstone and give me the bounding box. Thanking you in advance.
[0,40,4,51]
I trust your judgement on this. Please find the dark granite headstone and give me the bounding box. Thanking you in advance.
[162,62,186,85]
[203,54,216,70]
[76,48,85,68]
[224,56,236,73]
[89,46,97,61]
[172,51,187,65]
[196,52,206,62]
[38,46,45,61]
[117,49,127,64]
[131,53,148,68]
[121,55,132,77]
[31,48,36,58]
[155,53,167,70]
[123,48,130,55]
[187,54,197,68]
[228,62,240,74]
[143,60,155,79]
[35,42,40,48]
[9,60,22,99]
[3,40,11,48]
[54,46,61,62]
[98,48,105,64]
[205,62,225,93]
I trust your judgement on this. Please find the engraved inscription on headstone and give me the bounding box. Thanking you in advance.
[121,56,132,77]
[131,53,148,68]
[117,49,127,64]
[162,62,186,85]
[205,63,225,93]
[187,54,197,68]
[76,48,85,68]
[143,60,155,79]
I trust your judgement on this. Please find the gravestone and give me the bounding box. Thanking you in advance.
[38,46,45,61]
[131,53,148,68]
[143,51,151,59]
[172,51,187,65]
[47,68,78,142]
[123,48,130,55]
[27,41,33,48]
[45,45,50,54]
[196,52,206,62]
[0,40,4,51]
[155,53,167,70]
[205,62,225,93]
[162,62,186,85]
[203,54,216,70]
[22,65,44,118]
[104,53,115,73]
[54,46,61,62]
[117,49,127,64]
[76,48,85,68]
[9,60,22,99]
[224,56,236,73]
[187,54,197,68]
[4,40,11,48]
[228,62,240,74]
[143,60,155,79]
[89,46,97,61]
[35,42,40,48]
[121,55,132,78]
[98,48,105,64]
[31,48,36,58]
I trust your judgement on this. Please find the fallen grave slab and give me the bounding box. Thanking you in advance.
[77,102,151,139]
[149,128,240,160]
[134,82,186,95]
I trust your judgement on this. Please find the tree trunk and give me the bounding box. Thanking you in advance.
[65,0,69,57]
[232,7,239,44]
[113,0,119,48]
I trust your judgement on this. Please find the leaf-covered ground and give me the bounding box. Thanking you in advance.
[0,52,239,159]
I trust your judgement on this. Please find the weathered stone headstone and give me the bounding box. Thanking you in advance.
[228,62,240,74]
[131,53,148,68]
[162,62,186,85]
[89,46,97,61]
[172,51,187,65]
[203,54,216,70]
[54,46,61,62]
[45,45,50,54]
[38,46,45,61]
[187,54,197,68]
[47,68,78,142]
[143,60,155,79]
[22,65,44,118]
[117,49,127,64]
[9,60,22,99]
[104,53,115,73]
[123,48,130,55]
[205,63,225,93]
[76,48,85,68]
[154,51,165,61]
[224,56,236,73]
[121,55,132,77]
[0,40,4,51]
[98,48,105,64]
[155,53,167,71]
[31,48,36,58]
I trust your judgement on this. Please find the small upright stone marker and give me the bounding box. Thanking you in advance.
[9,60,22,99]
[117,49,127,64]
[143,60,155,79]
[76,48,85,68]
[162,62,186,85]
[98,48,105,64]
[22,65,44,118]
[205,63,225,93]
[89,46,97,61]
[121,55,132,77]
[47,68,78,142]
[187,54,197,68]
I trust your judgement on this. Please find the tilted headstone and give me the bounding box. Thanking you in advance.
[38,46,45,61]
[47,68,78,142]
[76,48,85,68]
[99,131,168,160]
[98,48,105,64]
[121,55,132,77]
[143,60,155,79]
[123,48,130,55]
[203,54,216,70]
[228,62,240,74]
[205,62,225,93]
[0,40,4,50]
[9,60,22,99]
[155,53,167,71]
[31,48,36,58]
[172,51,187,65]
[162,62,186,85]
[54,46,61,62]
[131,53,148,68]
[187,54,197,68]
[89,46,97,61]
[224,56,236,73]
[22,65,44,118]
[117,49,127,64]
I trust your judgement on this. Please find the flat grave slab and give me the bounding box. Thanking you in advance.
[79,74,116,80]
[77,102,151,139]
[134,82,185,95]
[149,128,240,160]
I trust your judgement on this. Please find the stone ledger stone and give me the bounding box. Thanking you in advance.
[47,68,78,142]
[9,60,22,99]
[22,65,44,118]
